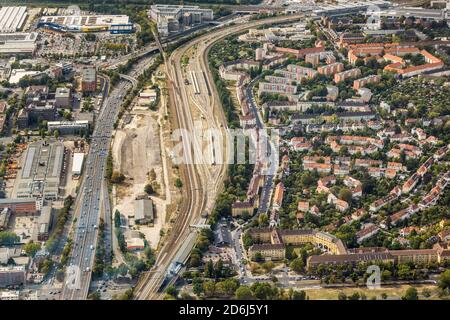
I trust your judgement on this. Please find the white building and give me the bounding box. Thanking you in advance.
[149,5,213,37]
[0,7,28,32]
[0,32,37,55]
[72,153,84,176]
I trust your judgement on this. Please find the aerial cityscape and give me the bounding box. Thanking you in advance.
[0,0,449,303]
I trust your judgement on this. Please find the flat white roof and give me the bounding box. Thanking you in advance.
[39,15,130,27]
[0,6,27,32]
[72,152,84,174]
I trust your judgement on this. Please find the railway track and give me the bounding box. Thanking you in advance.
[135,13,306,300]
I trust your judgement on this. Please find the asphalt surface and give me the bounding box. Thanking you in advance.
[60,80,132,300]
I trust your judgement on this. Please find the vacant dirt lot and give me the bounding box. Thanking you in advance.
[112,111,167,249]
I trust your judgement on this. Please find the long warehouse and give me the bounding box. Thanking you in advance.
[0,6,28,33]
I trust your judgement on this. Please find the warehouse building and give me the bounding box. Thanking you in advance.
[133,198,154,224]
[0,32,37,55]
[0,198,39,215]
[0,6,28,33]
[38,14,132,33]
[16,141,65,200]
[72,153,84,177]
[35,205,52,241]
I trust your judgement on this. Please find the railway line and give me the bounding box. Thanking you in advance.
[134,13,305,300]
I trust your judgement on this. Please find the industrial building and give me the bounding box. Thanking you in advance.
[313,1,391,17]
[0,32,37,55]
[149,5,213,37]
[0,208,11,230]
[16,141,65,200]
[35,205,52,241]
[133,198,154,224]
[38,14,133,33]
[0,198,39,215]
[71,153,84,176]
[0,6,28,33]
[47,120,89,135]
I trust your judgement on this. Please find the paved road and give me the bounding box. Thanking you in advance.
[246,76,275,215]
[60,80,132,300]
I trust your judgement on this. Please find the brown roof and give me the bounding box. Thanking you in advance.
[250,243,285,251]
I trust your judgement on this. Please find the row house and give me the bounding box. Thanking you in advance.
[434,145,449,161]
[417,157,434,177]
[272,182,285,210]
[334,68,361,83]
[317,62,344,76]
[402,173,420,194]
[274,45,325,59]
[389,205,420,226]
[369,187,402,212]
[357,224,380,244]
[333,164,350,176]
[303,162,332,173]
[286,64,318,78]
[258,82,297,96]
[354,159,382,168]
[390,133,413,143]
[275,70,308,82]
[412,128,426,141]
[265,75,292,85]
[303,155,331,164]
[352,208,367,221]
[353,75,381,90]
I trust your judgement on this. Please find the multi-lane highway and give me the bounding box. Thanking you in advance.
[60,80,132,300]
[135,13,305,300]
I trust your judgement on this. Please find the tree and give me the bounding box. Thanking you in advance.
[292,290,306,300]
[175,178,183,189]
[438,269,450,291]
[111,171,125,184]
[290,257,304,274]
[253,252,263,262]
[166,285,178,299]
[402,287,419,300]
[235,286,253,300]
[204,260,214,278]
[0,231,19,246]
[219,278,239,296]
[339,188,353,204]
[23,241,41,257]
[338,292,347,300]
[89,291,101,300]
[144,184,154,195]
[262,261,274,273]
[203,280,216,297]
